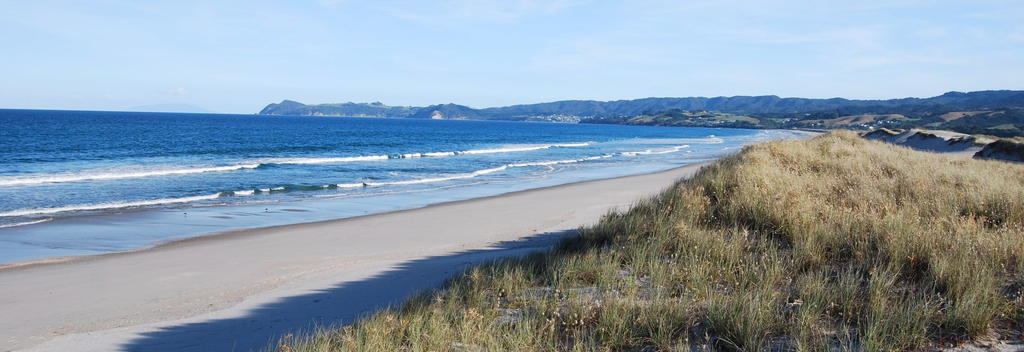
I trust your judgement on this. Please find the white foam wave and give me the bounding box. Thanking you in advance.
[398,142,591,159]
[0,143,594,187]
[365,154,611,187]
[620,145,690,156]
[217,153,614,193]
[0,143,689,218]
[261,155,390,165]
[0,194,222,218]
[403,151,457,158]
[365,166,508,186]
[508,154,615,168]
[254,187,287,193]
[620,138,722,145]
[0,218,53,229]
[0,164,261,187]
[459,142,588,155]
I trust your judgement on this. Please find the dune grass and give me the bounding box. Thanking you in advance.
[274,131,1024,351]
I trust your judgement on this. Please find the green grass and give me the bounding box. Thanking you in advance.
[273,132,1024,351]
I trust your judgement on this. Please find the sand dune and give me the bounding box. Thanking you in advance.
[862,128,982,156]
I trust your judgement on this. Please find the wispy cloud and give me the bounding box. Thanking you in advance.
[839,52,963,69]
[167,87,189,96]
[380,0,586,25]
[316,0,347,7]
[712,26,886,50]
[448,0,583,19]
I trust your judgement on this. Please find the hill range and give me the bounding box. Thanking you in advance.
[259,90,1024,137]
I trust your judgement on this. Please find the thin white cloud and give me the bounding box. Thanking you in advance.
[711,26,886,49]
[380,0,586,24]
[840,53,963,69]
[449,0,583,19]
[316,0,347,7]
[167,87,189,96]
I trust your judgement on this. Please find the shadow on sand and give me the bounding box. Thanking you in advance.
[119,230,574,352]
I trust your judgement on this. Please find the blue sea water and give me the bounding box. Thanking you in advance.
[0,109,803,264]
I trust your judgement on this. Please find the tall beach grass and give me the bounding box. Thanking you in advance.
[274,131,1024,351]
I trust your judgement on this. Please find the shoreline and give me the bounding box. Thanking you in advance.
[2,161,712,351]
[0,160,709,272]
[0,128,806,264]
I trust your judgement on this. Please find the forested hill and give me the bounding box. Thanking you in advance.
[487,90,1024,117]
[257,90,1024,136]
[258,90,1024,119]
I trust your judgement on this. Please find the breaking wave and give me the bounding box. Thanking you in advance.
[620,145,690,156]
[0,142,592,187]
[0,194,222,218]
[0,218,53,229]
[0,143,695,218]
[0,164,262,187]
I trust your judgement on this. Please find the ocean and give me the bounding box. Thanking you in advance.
[0,109,804,264]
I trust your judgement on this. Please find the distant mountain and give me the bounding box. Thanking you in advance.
[259,90,1024,119]
[258,100,418,117]
[257,90,1024,136]
[129,103,212,113]
[478,91,1024,118]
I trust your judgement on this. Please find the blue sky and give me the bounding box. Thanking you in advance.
[2,0,1022,113]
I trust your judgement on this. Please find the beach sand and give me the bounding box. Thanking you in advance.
[0,162,709,352]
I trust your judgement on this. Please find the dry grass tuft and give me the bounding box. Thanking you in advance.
[273,131,1024,351]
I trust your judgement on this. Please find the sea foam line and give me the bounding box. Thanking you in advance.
[230,146,686,196]
[0,194,221,218]
[396,142,590,159]
[364,153,615,187]
[258,155,390,165]
[0,142,592,187]
[0,144,686,218]
[620,145,690,156]
[0,218,53,229]
[0,164,262,187]
[0,155,605,218]
[620,137,722,145]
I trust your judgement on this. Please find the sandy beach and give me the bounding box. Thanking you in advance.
[0,162,708,352]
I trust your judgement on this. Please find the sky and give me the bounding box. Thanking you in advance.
[1,0,1023,114]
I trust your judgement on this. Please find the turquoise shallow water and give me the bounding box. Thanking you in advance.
[0,109,803,264]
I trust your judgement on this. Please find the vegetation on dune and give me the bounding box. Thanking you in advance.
[976,140,1024,163]
[275,132,1024,351]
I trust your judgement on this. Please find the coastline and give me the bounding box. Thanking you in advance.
[2,161,711,351]
[0,159,711,272]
